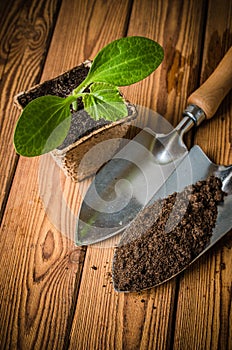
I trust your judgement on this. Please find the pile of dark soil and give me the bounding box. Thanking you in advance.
[113,176,225,292]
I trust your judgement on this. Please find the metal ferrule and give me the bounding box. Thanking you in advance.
[183,104,206,126]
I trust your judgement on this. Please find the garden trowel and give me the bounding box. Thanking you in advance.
[112,146,232,291]
[76,47,232,246]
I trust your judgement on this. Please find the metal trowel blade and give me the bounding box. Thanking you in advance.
[76,120,186,246]
[150,145,232,250]
[112,145,232,292]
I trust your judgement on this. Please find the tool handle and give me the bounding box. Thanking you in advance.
[187,47,232,119]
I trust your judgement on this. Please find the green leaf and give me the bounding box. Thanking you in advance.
[83,36,164,87]
[82,82,128,121]
[14,95,75,156]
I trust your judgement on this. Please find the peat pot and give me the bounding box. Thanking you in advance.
[14,60,137,182]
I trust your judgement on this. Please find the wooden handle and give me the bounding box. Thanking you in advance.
[187,47,232,119]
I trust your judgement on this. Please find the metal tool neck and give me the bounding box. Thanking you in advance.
[216,165,232,195]
[183,104,206,126]
[175,115,195,137]
[176,104,206,137]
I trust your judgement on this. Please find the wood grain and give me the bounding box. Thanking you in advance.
[121,0,206,126]
[0,0,24,80]
[0,157,86,349]
[0,0,62,222]
[0,0,134,349]
[173,0,232,349]
[40,0,133,79]
[69,1,208,349]
[1,0,231,349]
[69,246,176,350]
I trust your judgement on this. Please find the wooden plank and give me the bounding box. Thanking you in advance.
[173,0,232,349]
[69,245,177,350]
[69,1,208,349]
[121,0,206,127]
[40,0,133,78]
[0,0,62,222]
[0,0,24,79]
[0,0,134,349]
[0,157,86,350]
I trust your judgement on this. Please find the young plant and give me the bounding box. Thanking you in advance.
[14,36,164,157]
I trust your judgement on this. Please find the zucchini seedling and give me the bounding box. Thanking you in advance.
[14,36,164,157]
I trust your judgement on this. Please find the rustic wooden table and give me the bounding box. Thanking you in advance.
[0,0,232,349]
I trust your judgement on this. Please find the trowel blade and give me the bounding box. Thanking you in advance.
[76,126,186,245]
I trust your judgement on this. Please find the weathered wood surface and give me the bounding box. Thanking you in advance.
[0,0,62,222]
[0,0,231,349]
[69,1,209,349]
[173,1,232,349]
[0,0,133,349]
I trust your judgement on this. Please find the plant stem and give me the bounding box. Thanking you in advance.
[71,92,86,111]
[73,76,91,95]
